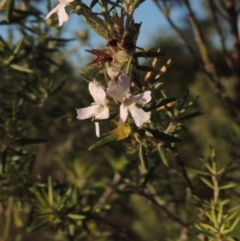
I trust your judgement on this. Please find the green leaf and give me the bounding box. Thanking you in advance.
[200,177,214,189]
[13,37,24,55]
[46,37,76,43]
[10,64,34,74]
[178,111,204,121]
[179,89,189,109]
[67,214,86,220]
[31,186,48,204]
[13,8,41,17]
[48,177,53,206]
[133,0,145,9]
[144,128,182,143]
[16,138,49,145]
[157,145,169,167]
[58,187,73,207]
[231,238,240,241]
[6,0,15,22]
[50,80,66,96]
[139,143,148,169]
[1,150,7,173]
[193,224,215,237]
[154,82,164,89]
[135,65,154,72]
[219,183,237,190]
[88,134,118,150]
[82,16,108,40]
[143,98,176,111]
[198,222,219,232]
[90,0,99,9]
[0,36,11,53]
[222,217,240,234]
[133,51,165,58]
[27,220,49,232]
[186,168,210,176]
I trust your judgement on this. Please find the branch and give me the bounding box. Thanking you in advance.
[93,215,138,241]
[173,150,195,196]
[225,0,240,85]
[153,0,201,64]
[182,0,240,125]
[1,197,14,241]
[183,0,213,73]
[209,0,234,70]
[137,189,190,229]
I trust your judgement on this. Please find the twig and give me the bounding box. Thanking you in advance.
[183,0,214,74]
[225,0,240,87]
[1,197,14,241]
[181,0,240,125]
[138,189,190,229]
[209,0,234,70]
[173,150,195,196]
[154,0,240,126]
[97,173,121,205]
[153,1,200,64]
[93,215,137,241]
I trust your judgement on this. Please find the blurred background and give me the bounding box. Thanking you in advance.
[1,0,240,240]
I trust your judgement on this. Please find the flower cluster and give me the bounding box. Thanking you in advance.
[45,1,153,139]
[76,75,151,137]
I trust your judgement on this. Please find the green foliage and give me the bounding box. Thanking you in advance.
[1,0,240,241]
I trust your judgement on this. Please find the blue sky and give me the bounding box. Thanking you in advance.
[58,0,198,68]
[0,0,204,68]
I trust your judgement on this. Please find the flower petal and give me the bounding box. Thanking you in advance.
[76,106,96,120]
[95,106,109,119]
[118,75,130,95]
[95,122,100,137]
[45,5,59,20]
[129,106,151,127]
[89,82,107,106]
[119,104,129,123]
[130,91,151,104]
[107,75,130,102]
[107,80,124,102]
[107,76,130,102]
[57,6,69,26]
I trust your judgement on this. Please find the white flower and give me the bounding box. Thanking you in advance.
[77,82,109,137]
[107,75,151,127]
[45,0,74,27]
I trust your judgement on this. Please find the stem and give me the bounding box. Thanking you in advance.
[225,0,240,87]
[93,215,137,241]
[1,197,14,241]
[153,1,200,64]
[211,172,219,204]
[97,173,121,204]
[137,189,190,229]
[174,151,195,196]
[183,0,216,76]
[154,0,240,125]
[209,0,234,70]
